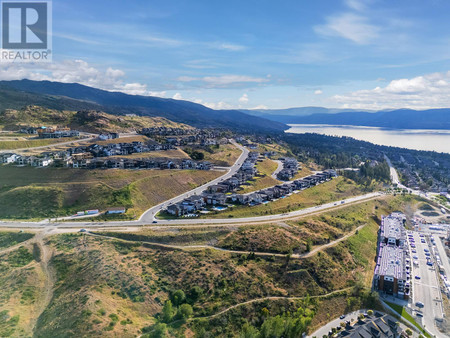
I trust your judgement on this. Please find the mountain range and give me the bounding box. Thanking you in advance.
[243,107,450,130]
[1,79,448,131]
[0,80,287,133]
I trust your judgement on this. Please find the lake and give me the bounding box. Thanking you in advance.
[286,124,450,154]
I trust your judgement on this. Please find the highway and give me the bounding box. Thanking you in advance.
[0,191,382,229]
[409,232,443,337]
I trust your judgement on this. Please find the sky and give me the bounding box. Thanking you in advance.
[3,0,450,110]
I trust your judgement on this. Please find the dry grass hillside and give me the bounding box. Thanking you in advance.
[0,195,423,337]
[0,106,192,133]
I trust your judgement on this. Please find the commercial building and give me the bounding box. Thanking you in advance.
[374,213,410,300]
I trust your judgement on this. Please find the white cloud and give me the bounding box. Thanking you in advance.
[213,42,246,51]
[173,92,183,100]
[0,59,166,97]
[251,104,268,110]
[192,98,233,110]
[345,0,367,11]
[314,89,323,95]
[177,74,269,88]
[238,93,249,104]
[331,70,450,109]
[314,13,379,44]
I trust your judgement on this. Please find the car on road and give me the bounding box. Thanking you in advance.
[424,249,429,252]
[340,315,345,319]
[152,221,157,223]
[416,301,424,308]
[415,275,421,279]
[427,262,433,266]
[425,252,431,257]
[412,249,417,253]
[79,229,87,233]
[413,255,418,259]
[416,312,423,318]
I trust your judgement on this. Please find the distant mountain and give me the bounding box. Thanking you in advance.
[241,106,371,117]
[245,108,450,130]
[0,80,287,133]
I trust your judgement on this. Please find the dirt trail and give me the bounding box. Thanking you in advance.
[194,287,353,320]
[89,222,367,260]
[32,228,56,334]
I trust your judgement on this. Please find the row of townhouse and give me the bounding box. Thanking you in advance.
[277,157,299,181]
[1,153,54,167]
[68,158,212,170]
[140,128,229,147]
[1,152,211,171]
[19,126,80,138]
[165,152,260,216]
[231,169,338,205]
[66,141,172,158]
[139,127,195,136]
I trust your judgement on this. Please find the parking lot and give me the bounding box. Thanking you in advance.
[408,231,444,336]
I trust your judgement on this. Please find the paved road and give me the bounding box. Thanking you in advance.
[384,154,405,188]
[139,139,248,222]
[271,160,283,179]
[0,191,382,229]
[309,310,367,338]
[0,133,97,154]
[409,232,443,337]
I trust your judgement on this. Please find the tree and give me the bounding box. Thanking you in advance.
[171,289,186,306]
[149,323,168,338]
[162,300,174,323]
[367,310,373,316]
[188,286,203,303]
[240,322,259,338]
[178,303,193,319]
[305,239,312,252]
[405,328,413,336]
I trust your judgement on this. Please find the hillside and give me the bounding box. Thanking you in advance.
[0,195,420,337]
[250,108,450,130]
[0,166,221,220]
[0,80,288,133]
[0,105,192,133]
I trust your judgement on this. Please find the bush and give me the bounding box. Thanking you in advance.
[178,304,193,319]
[171,289,186,306]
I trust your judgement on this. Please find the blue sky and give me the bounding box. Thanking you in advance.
[4,0,450,110]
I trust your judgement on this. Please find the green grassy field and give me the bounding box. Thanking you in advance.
[0,166,221,220]
[204,176,363,218]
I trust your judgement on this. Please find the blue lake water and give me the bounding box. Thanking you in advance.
[286,124,450,154]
